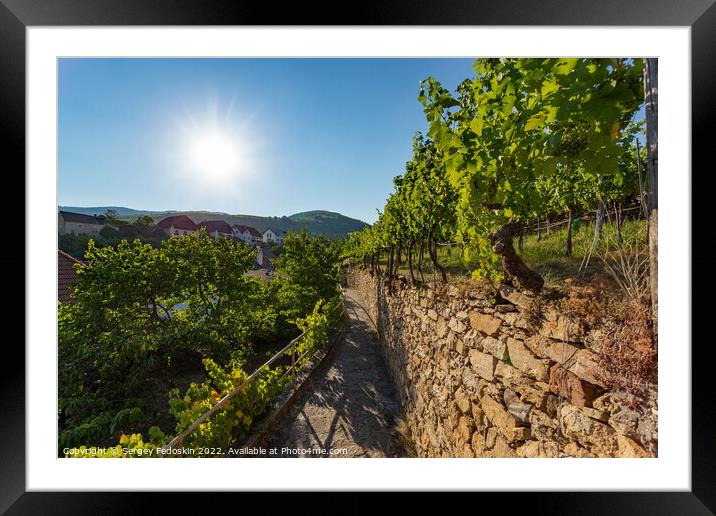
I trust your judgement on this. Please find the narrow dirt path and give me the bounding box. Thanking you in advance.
[262,289,407,458]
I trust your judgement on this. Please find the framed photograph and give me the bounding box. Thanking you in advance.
[5,0,709,511]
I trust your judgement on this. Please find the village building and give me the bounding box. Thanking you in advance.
[198,220,234,239]
[58,250,84,302]
[232,224,263,245]
[58,211,106,236]
[156,215,198,236]
[262,228,286,245]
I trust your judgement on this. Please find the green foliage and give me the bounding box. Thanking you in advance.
[166,356,286,453]
[274,230,342,322]
[59,230,277,450]
[346,58,645,284]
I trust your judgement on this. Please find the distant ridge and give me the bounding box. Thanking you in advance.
[59,206,369,239]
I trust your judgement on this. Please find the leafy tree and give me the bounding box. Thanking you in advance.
[416,58,643,291]
[273,230,342,322]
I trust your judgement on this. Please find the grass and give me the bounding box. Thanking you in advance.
[379,218,648,292]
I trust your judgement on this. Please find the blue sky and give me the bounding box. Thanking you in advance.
[58,58,478,224]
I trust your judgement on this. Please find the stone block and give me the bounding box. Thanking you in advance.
[455,389,471,414]
[525,335,605,387]
[539,314,586,342]
[503,388,532,425]
[494,361,552,412]
[506,337,550,381]
[436,316,449,338]
[468,349,497,381]
[561,442,597,458]
[548,364,601,408]
[517,440,560,458]
[448,317,467,334]
[483,336,509,361]
[498,285,535,310]
[560,404,619,457]
[481,394,529,443]
[463,329,481,349]
[469,312,502,336]
[616,435,651,458]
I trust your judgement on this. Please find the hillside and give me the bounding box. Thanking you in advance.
[59,207,369,239]
[59,206,169,217]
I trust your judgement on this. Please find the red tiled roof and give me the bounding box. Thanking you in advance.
[58,250,84,303]
[157,215,197,231]
[199,220,233,234]
[59,211,104,225]
[233,224,262,237]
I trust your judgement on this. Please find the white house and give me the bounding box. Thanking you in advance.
[262,228,286,245]
[232,224,262,245]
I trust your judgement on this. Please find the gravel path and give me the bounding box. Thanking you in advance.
[263,289,407,458]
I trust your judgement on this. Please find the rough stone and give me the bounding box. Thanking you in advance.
[616,434,651,458]
[506,338,550,381]
[483,336,510,361]
[539,314,586,342]
[498,285,535,310]
[469,312,502,336]
[427,309,438,321]
[453,416,475,447]
[448,317,467,334]
[561,442,597,458]
[495,361,552,412]
[471,402,485,429]
[455,389,471,414]
[525,335,604,387]
[468,349,497,381]
[548,364,602,408]
[462,329,481,349]
[490,435,518,457]
[481,394,529,443]
[528,408,560,442]
[517,440,559,458]
[495,304,517,313]
[436,317,449,339]
[471,431,486,455]
[560,404,618,457]
[503,388,532,425]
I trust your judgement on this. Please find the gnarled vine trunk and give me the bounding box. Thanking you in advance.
[428,233,448,283]
[407,241,416,285]
[489,222,544,294]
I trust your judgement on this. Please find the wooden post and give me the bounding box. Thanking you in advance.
[644,58,658,343]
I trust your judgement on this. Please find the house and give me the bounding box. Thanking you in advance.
[255,246,276,270]
[58,250,84,302]
[198,220,234,239]
[58,211,106,236]
[262,228,286,245]
[156,215,198,236]
[232,224,262,245]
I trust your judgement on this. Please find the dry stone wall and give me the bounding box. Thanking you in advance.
[350,270,657,458]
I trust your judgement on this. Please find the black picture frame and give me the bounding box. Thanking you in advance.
[4,0,709,512]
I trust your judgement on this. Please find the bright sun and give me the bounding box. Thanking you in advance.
[188,130,242,182]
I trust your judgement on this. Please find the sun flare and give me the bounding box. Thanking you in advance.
[188,130,242,182]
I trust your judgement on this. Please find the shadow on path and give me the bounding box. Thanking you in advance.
[262,290,407,458]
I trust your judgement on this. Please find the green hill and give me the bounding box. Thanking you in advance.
[59,207,369,239]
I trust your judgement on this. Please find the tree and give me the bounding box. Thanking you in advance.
[273,230,342,322]
[418,58,643,292]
